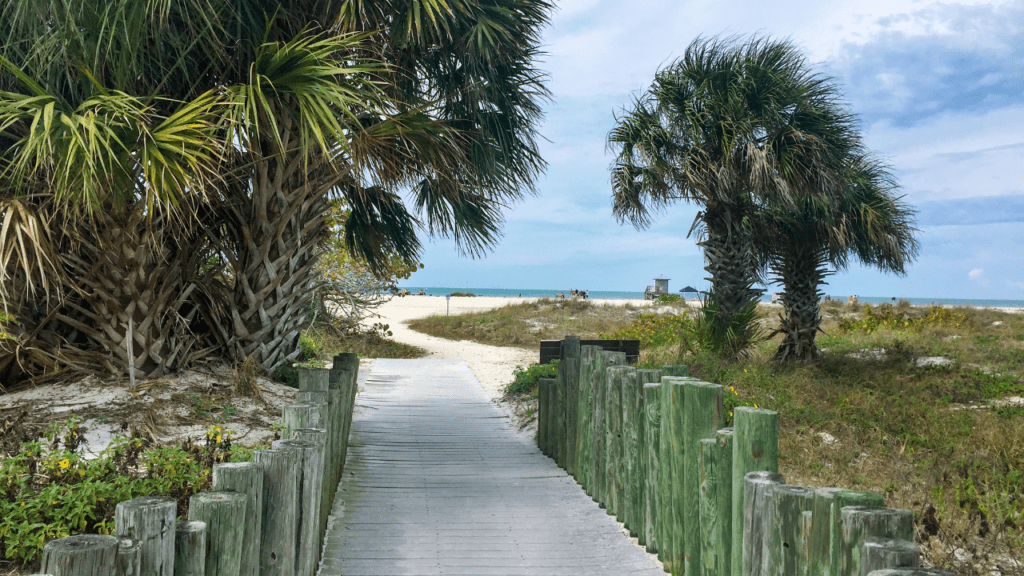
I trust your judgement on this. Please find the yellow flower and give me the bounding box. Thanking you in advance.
[216,435,222,443]
[729,411,733,418]
[743,369,748,373]
[59,459,70,469]
[754,403,759,408]
[78,469,85,477]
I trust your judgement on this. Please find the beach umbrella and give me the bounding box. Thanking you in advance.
[679,286,699,294]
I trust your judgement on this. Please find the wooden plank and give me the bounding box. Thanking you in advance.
[838,507,914,576]
[683,381,724,576]
[187,491,247,576]
[742,471,785,576]
[731,407,779,576]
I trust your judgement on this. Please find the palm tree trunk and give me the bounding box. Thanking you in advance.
[772,242,828,363]
[699,202,763,317]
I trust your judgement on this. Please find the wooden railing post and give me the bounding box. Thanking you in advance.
[742,471,785,576]
[683,381,724,576]
[115,537,140,576]
[114,496,176,576]
[731,407,779,576]
[290,428,329,545]
[764,485,814,576]
[562,336,581,477]
[604,365,631,518]
[861,538,919,573]
[40,535,119,576]
[212,462,263,576]
[591,350,627,507]
[699,428,733,576]
[187,491,247,576]
[658,366,687,573]
[642,379,662,555]
[272,439,324,576]
[575,345,599,495]
[253,447,299,576]
[174,521,207,576]
[838,507,914,576]
[634,369,661,547]
[537,377,551,456]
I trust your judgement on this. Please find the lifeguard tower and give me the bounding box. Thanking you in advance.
[644,276,670,300]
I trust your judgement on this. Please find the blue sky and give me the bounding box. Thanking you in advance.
[404,0,1024,300]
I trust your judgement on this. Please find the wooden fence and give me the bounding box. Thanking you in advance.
[30,354,360,576]
[537,337,955,576]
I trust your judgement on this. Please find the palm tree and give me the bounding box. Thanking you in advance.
[760,156,918,362]
[608,36,863,355]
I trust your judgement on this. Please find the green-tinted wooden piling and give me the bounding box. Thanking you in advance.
[605,365,629,517]
[830,491,886,575]
[699,428,733,576]
[683,381,724,576]
[658,366,687,573]
[838,507,914,576]
[765,485,814,576]
[562,336,581,477]
[620,367,644,533]
[642,380,662,554]
[742,471,785,576]
[592,350,627,507]
[635,369,661,547]
[664,375,693,576]
[187,491,247,576]
[576,345,600,493]
[861,538,919,574]
[863,570,957,576]
[731,407,779,576]
[554,360,567,468]
[537,377,549,455]
[800,510,813,576]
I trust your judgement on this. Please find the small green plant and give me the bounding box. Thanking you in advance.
[273,365,299,388]
[684,293,765,358]
[600,313,692,348]
[449,292,476,297]
[655,293,684,304]
[298,333,318,361]
[504,360,559,396]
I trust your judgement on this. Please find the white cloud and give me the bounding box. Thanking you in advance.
[969,268,984,279]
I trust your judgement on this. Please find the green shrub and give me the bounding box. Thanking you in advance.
[298,333,318,360]
[600,313,692,348]
[273,365,299,388]
[656,293,684,304]
[685,294,764,358]
[504,360,559,396]
[449,292,476,297]
[838,304,971,334]
[0,419,251,567]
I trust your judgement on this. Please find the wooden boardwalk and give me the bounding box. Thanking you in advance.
[319,358,663,576]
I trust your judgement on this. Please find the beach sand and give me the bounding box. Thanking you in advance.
[362,295,678,400]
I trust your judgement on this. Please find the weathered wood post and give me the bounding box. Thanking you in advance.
[635,369,661,547]
[173,521,206,576]
[698,428,733,576]
[808,488,885,576]
[742,471,785,576]
[291,427,329,544]
[114,496,176,576]
[539,377,557,459]
[562,336,582,477]
[864,565,958,569]
[188,491,247,576]
[333,352,360,474]
[658,366,688,573]
[576,345,599,494]
[838,507,914,576]
[642,380,661,555]
[273,438,324,576]
[40,535,119,576]
[537,375,549,455]
[605,365,630,517]
[861,538,919,574]
[282,402,325,437]
[764,485,814,576]
[592,350,627,507]
[116,537,140,576]
[212,462,263,576]
[555,366,568,469]
[683,381,724,576]
[253,447,299,576]
[620,367,645,534]
[294,393,333,540]
[800,510,813,576]
[731,407,779,576]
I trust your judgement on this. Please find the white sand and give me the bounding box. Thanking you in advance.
[362,295,675,399]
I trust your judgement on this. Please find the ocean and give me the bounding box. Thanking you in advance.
[399,287,1024,308]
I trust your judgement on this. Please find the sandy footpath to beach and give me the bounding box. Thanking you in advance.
[362,295,669,400]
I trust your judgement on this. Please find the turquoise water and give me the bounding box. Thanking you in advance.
[399,287,1024,308]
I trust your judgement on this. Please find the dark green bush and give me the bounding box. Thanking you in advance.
[504,360,559,396]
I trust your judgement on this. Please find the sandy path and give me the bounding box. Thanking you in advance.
[362,295,669,400]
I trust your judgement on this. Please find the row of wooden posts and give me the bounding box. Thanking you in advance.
[32,354,361,576]
[536,337,955,576]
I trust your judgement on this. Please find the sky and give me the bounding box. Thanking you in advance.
[403,0,1024,300]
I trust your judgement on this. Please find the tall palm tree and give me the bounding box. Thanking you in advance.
[760,156,918,362]
[608,36,863,355]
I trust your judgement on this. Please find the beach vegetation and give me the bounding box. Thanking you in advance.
[0,0,553,384]
[449,292,478,297]
[0,418,255,569]
[504,360,559,397]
